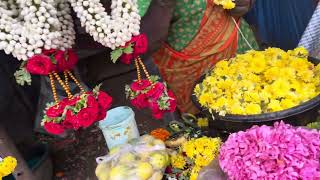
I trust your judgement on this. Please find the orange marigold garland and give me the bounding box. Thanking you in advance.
[150,128,171,141]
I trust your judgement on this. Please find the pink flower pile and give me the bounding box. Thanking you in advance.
[219,121,320,180]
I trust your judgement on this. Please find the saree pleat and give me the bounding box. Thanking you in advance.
[153,3,238,113]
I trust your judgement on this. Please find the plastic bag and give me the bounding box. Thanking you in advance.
[197,158,227,180]
[95,135,169,180]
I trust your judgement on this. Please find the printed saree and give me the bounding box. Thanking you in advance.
[153,0,238,114]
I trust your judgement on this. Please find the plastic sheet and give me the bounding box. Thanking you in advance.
[95,135,169,180]
[197,159,227,180]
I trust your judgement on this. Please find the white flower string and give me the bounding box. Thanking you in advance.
[0,0,75,61]
[69,0,141,50]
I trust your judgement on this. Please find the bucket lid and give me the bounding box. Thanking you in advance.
[98,106,135,128]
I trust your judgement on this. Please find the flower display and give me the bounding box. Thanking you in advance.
[213,0,236,9]
[42,87,112,135]
[195,47,320,116]
[150,128,171,141]
[125,76,176,119]
[166,137,222,180]
[0,0,75,61]
[219,121,320,180]
[0,156,17,179]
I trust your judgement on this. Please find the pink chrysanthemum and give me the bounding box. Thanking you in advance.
[219,121,320,180]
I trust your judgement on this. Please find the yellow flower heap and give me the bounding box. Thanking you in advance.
[195,47,320,116]
[171,137,222,180]
[0,156,17,179]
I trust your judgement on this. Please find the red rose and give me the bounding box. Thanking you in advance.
[46,104,65,118]
[42,49,57,56]
[96,106,107,121]
[26,55,54,75]
[131,94,149,109]
[120,53,133,65]
[77,107,98,128]
[87,94,99,109]
[60,96,80,107]
[65,49,78,70]
[44,122,65,135]
[97,91,112,110]
[55,49,78,72]
[146,82,165,100]
[130,79,152,92]
[168,90,177,112]
[62,110,80,130]
[131,34,148,57]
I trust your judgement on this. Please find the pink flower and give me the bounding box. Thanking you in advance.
[219,121,320,180]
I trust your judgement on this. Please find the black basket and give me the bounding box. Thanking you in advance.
[191,57,320,135]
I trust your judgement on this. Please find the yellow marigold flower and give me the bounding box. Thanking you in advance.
[0,156,17,178]
[244,103,262,114]
[292,46,309,57]
[197,118,209,127]
[171,154,186,169]
[268,99,282,112]
[213,0,235,10]
[190,166,201,180]
[195,47,319,115]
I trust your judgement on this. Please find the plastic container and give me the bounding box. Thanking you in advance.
[191,57,320,135]
[98,106,140,149]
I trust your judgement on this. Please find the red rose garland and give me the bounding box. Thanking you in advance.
[120,34,176,119]
[25,49,113,135]
[42,90,112,135]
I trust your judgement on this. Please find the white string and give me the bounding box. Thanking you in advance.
[232,17,254,50]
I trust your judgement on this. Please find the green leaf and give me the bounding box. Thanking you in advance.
[14,67,32,86]
[123,43,133,54]
[93,84,102,95]
[111,48,124,63]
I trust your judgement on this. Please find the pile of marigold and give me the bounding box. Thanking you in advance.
[194,47,320,116]
[167,137,222,180]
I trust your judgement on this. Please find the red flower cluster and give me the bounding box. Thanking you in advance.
[26,49,78,75]
[42,91,112,135]
[120,34,148,65]
[126,79,176,119]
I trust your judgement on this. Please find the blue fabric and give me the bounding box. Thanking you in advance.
[245,0,317,50]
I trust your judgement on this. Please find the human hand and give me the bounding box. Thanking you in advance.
[228,0,255,17]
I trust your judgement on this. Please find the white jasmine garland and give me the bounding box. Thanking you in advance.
[0,0,75,61]
[68,0,141,50]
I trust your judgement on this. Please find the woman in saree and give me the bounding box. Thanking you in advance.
[153,0,255,114]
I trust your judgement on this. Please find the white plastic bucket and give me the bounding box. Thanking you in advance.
[98,106,140,149]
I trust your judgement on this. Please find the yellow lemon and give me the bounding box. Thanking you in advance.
[135,162,153,180]
[109,165,128,180]
[149,152,169,170]
[95,162,111,180]
[118,152,136,164]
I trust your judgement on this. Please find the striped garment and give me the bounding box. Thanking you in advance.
[299,2,320,58]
